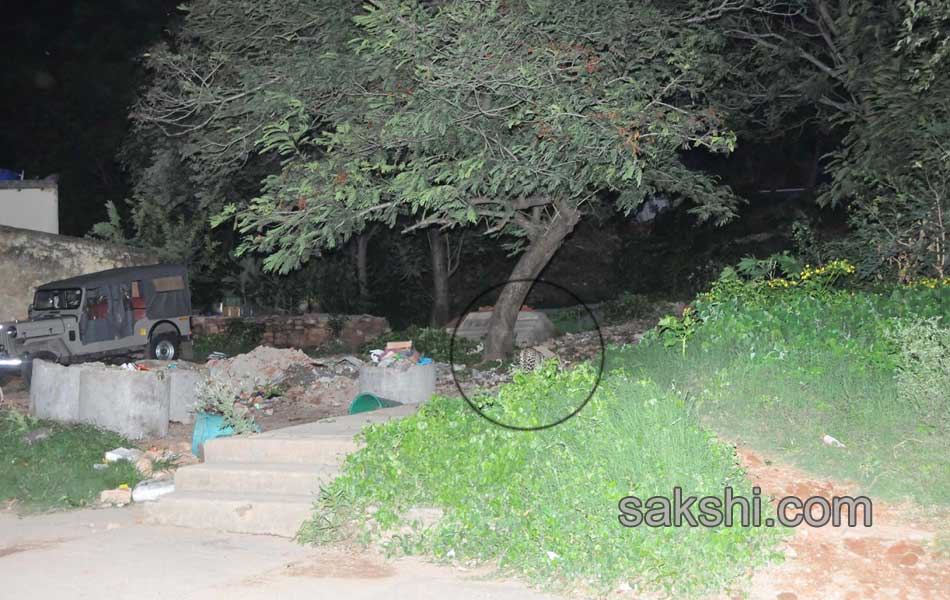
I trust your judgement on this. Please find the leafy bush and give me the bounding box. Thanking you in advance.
[887,317,950,419]
[734,252,802,281]
[193,378,259,434]
[360,326,480,364]
[602,292,653,324]
[300,366,782,595]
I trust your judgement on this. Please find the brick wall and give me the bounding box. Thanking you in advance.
[191,313,390,351]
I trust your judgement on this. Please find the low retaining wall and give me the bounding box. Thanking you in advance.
[191,313,389,351]
[30,359,199,439]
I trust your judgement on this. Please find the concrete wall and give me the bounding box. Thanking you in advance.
[192,314,390,351]
[0,224,157,322]
[0,180,59,234]
[359,363,436,405]
[30,359,200,438]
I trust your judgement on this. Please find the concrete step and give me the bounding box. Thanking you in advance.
[203,434,360,465]
[175,462,339,496]
[202,405,419,465]
[143,491,314,538]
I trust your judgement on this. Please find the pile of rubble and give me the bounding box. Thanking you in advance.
[201,346,364,424]
[206,346,316,397]
[280,355,363,409]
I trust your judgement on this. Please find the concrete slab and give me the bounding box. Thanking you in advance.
[451,310,556,347]
[168,367,201,424]
[175,463,339,496]
[202,435,361,465]
[256,403,419,439]
[144,490,315,537]
[358,363,435,405]
[29,359,82,422]
[78,364,171,439]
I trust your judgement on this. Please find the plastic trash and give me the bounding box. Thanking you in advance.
[822,433,846,448]
[418,357,433,365]
[104,447,143,463]
[348,392,403,415]
[191,412,234,456]
[132,479,175,502]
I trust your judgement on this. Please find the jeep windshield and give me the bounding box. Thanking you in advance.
[33,288,82,311]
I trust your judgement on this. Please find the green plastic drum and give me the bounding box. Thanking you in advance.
[348,392,403,415]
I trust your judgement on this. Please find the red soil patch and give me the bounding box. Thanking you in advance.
[737,446,950,599]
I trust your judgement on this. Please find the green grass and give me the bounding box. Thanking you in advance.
[612,339,950,506]
[300,363,784,596]
[0,411,142,512]
[617,280,950,507]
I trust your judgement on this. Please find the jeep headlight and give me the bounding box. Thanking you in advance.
[6,326,15,338]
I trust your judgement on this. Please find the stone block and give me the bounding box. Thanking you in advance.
[358,363,436,405]
[29,359,83,422]
[78,364,170,439]
[168,367,202,424]
[451,310,556,347]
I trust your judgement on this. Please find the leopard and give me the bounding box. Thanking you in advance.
[517,343,560,372]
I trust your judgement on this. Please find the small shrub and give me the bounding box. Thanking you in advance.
[193,378,259,434]
[328,314,348,338]
[656,306,701,357]
[193,319,265,361]
[602,292,652,324]
[887,317,950,419]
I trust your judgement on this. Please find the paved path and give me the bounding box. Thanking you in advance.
[0,506,562,600]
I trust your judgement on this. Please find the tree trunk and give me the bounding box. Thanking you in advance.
[428,228,451,327]
[483,204,580,360]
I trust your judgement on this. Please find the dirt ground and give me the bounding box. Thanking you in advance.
[737,445,950,600]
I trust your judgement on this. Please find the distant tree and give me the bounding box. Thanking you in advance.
[224,0,739,358]
[699,0,949,280]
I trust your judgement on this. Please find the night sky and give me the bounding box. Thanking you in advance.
[0,0,179,236]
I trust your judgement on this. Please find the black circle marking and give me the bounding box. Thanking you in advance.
[448,278,605,431]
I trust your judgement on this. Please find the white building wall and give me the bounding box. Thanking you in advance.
[0,180,59,235]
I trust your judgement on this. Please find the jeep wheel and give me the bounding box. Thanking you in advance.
[149,332,180,361]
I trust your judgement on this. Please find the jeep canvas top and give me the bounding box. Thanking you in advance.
[0,263,193,382]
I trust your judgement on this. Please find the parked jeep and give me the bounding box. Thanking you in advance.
[0,264,193,382]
